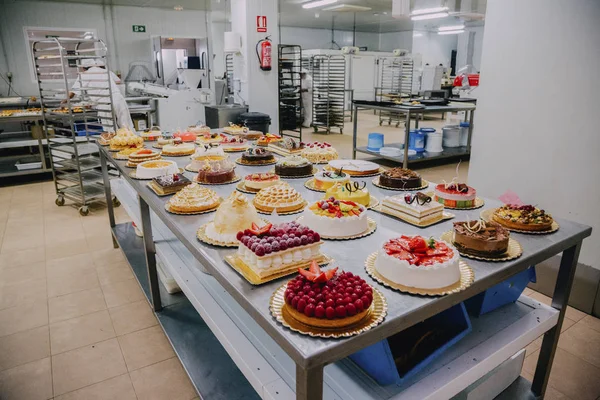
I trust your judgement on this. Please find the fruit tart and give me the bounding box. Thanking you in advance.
[492,204,554,231]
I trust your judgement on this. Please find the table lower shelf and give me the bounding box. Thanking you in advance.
[110,177,558,400]
[355,145,470,165]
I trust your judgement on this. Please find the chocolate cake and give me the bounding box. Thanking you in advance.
[379,168,422,189]
[241,147,275,164]
[196,158,236,184]
[453,220,510,257]
[151,173,191,195]
[274,155,313,177]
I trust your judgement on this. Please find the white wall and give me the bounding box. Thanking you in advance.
[378,31,413,52]
[412,31,457,67]
[456,26,484,73]
[0,1,209,96]
[468,0,600,269]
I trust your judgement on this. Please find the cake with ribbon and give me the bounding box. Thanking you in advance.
[305,197,368,238]
[313,169,349,190]
[435,182,476,208]
[205,192,263,244]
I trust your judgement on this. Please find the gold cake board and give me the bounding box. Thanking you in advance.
[440,231,523,262]
[224,253,331,285]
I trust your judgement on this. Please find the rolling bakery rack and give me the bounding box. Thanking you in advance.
[278,45,303,140]
[98,136,591,400]
[311,55,345,134]
[33,37,118,216]
[377,57,414,127]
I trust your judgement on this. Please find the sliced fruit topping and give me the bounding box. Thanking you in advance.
[384,236,453,266]
[249,222,272,236]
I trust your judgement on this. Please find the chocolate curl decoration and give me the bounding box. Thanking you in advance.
[345,181,366,193]
[404,192,432,206]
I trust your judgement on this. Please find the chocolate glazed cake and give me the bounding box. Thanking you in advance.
[453,220,510,257]
[379,168,422,189]
[241,147,275,164]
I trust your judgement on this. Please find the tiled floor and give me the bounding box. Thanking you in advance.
[0,111,598,399]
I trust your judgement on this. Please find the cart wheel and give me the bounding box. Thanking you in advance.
[55,196,65,207]
[379,121,383,126]
[313,127,318,133]
[339,129,343,134]
[112,197,121,207]
[79,206,90,216]
[395,122,400,128]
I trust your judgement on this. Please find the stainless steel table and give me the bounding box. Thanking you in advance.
[99,142,591,400]
[352,102,476,168]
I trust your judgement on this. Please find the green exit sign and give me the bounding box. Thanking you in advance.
[132,25,146,33]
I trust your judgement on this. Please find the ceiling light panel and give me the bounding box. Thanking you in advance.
[411,12,448,21]
[438,30,465,35]
[302,0,337,9]
[322,4,372,12]
[411,6,448,15]
[439,24,465,31]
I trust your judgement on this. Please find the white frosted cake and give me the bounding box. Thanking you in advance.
[381,192,444,225]
[136,160,179,179]
[162,142,195,156]
[375,235,461,289]
[304,198,368,238]
[190,146,226,170]
[205,192,262,244]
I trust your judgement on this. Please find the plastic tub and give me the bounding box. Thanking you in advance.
[238,112,271,134]
[408,129,426,153]
[424,130,443,153]
[349,303,472,385]
[459,122,470,147]
[379,147,402,157]
[442,125,461,147]
[367,133,384,152]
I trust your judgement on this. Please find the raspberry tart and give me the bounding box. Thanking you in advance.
[492,204,554,232]
[434,182,477,208]
[283,262,374,329]
[304,197,368,238]
[375,235,461,290]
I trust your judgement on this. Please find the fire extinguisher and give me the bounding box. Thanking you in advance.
[256,36,272,71]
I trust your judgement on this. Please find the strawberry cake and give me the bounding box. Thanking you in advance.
[304,197,368,238]
[283,262,374,328]
[375,235,461,289]
[434,182,476,208]
[301,142,338,164]
[173,131,197,142]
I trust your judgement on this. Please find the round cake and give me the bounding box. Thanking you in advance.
[375,235,461,290]
[188,125,211,135]
[156,138,172,148]
[453,220,510,257]
[435,182,476,208]
[313,170,350,190]
[140,127,162,141]
[196,158,236,184]
[283,264,374,329]
[244,173,280,191]
[197,132,225,144]
[173,131,196,142]
[492,204,553,231]
[328,159,379,176]
[235,129,263,140]
[136,160,178,179]
[379,168,422,189]
[275,155,313,177]
[253,182,305,213]
[205,192,262,243]
[127,149,161,166]
[325,182,371,207]
[165,184,221,213]
[220,136,249,151]
[301,142,338,164]
[304,197,368,238]
[257,134,282,146]
[241,147,275,165]
[109,128,143,151]
[162,143,195,156]
[189,146,226,171]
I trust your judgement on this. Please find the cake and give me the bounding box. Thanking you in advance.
[283,263,374,328]
[243,173,280,191]
[172,131,197,142]
[109,128,143,151]
[205,192,263,244]
[223,124,246,135]
[379,168,423,189]
[301,142,338,164]
[313,169,349,190]
[325,182,371,207]
[126,149,161,166]
[453,220,510,257]
[235,129,263,140]
[257,133,282,146]
[381,192,444,225]
[140,127,162,141]
[274,155,313,177]
[150,173,191,195]
[116,147,142,158]
[195,158,236,184]
[156,138,172,148]
[235,221,323,278]
[253,182,305,213]
[189,146,226,171]
[241,147,275,165]
[162,142,195,156]
[492,204,554,231]
[304,197,368,238]
[136,160,179,179]
[375,236,461,290]
[165,184,221,213]
[220,136,249,152]
[197,132,226,144]
[188,125,211,135]
[268,137,305,155]
[435,182,476,208]
[98,132,115,146]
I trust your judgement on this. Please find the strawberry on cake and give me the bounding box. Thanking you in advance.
[304,197,368,238]
[375,235,461,290]
[301,142,338,164]
[283,262,374,329]
[434,182,476,208]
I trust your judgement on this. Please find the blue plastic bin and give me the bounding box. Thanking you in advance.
[465,266,536,317]
[349,302,472,386]
[408,129,426,153]
[74,122,103,136]
[367,133,384,152]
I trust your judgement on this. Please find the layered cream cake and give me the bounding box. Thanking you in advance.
[304,197,368,238]
[381,192,444,225]
[435,182,476,208]
[136,160,178,179]
[325,182,371,207]
[205,192,262,243]
[313,170,349,190]
[375,235,461,289]
[244,173,280,191]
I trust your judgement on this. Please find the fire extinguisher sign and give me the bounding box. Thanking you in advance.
[257,16,267,33]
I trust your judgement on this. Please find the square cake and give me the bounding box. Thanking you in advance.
[381,192,444,225]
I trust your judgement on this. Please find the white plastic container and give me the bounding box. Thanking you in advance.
[425,131,444,153]
[442,125,461,148]
[379,147,402,157]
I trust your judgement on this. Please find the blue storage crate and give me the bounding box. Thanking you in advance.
[74,122,103,136]
[349,302,472,386]
[465,266,536,317]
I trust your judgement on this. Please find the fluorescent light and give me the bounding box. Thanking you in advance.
[439,25,465,31]
[302,0,337,9]
[438,30,464,35]
[411,12,448,21]
[411,6,448,15]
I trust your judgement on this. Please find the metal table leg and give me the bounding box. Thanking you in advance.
[139,196,163,312]
[352,105,358,159]
[296,364,323,400]
[403,110,411,168]
[531,243,582,397]
[466,109,475,151]
[100,150,118,248]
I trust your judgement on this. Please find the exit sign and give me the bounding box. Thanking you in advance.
[132,25,146,33]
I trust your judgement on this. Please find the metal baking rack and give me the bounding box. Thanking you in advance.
[311,55,345,134]
[378,57,414,127]
[225,53,234,98]
[33,37,119,216]
[278,45,303,140]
